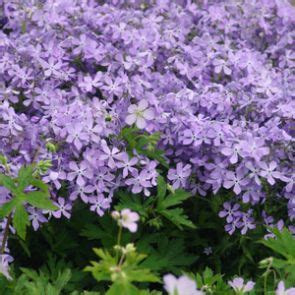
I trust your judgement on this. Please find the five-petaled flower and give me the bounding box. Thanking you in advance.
[125,100,154,129]
[228,277,255,293]
[112,209,140,233]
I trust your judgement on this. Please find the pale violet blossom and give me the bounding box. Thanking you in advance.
[112,209,140,232]
[276,281,295,295]
[125,100,154,129]
[0,254,13,281]
[228,277,255,293]
[163,274,204,295]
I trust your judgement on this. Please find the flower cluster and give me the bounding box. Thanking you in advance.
[0,0,294,266]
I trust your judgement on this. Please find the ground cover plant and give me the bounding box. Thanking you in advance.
[0,0,294,294]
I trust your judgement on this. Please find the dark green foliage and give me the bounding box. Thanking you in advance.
[0,165,57,240]
[119,127,168,168]
[115,176,195,230]
[0,157,294,294]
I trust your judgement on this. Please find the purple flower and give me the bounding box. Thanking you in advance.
[276,281,295,295]
[116,152,138,178]
[89,195,111,216]
[224,169,249,195]
[0,0,294,244]
[221,143,242,164]
[245,162,261,186]
[168,162,192,189]
[163,274,204,295]
[43,170,66,190]
[66,124,88,150]
[125,100,154,129]
[78,73,102,93]
[102,76,123,97]
[240,137,269,161]
[281,174,295,193]
[219,202,241,223]
[28,207,47,231]
[225,217,242,236]
[240,210,256,235]
[213,58,232,75]
[0,254,13,281]
[93,167,115,194]
[181,127,203,147]
[259,161,281,185]
[39,57,63,77]
[99,140,121,169]
[125,170,152,196]
[112,209,140,233]
[228,277,255,293]
[69,184,95,203]
[52,198,72,219]
[203,247,212,256]
[67,161,93,186]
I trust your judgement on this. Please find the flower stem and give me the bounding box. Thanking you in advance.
[264,264,272,294]
[0,161,12,255]
[115,225,122,263]
[1,213,12,254]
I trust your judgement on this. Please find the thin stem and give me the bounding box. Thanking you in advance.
[0,160,11,255]
[117,225,122,247]
[32,146,41,166]
[1,213,12,254]
[263,264,272,294]
[115,225,122,263]
[118,253,125,267]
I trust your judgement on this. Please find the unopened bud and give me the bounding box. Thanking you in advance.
[111,211,120,220]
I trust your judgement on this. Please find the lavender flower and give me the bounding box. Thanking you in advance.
[28,207,48,231]
[163,274,204,295]
[228,277,255,293]
[0,254,13,281]
[223,169,249,195]
[203,247,213,256]
[89,195,111,216]
[125,100,154,129]
[67,161,93,187]
[116,152,138,178]
[219,202,241,223]
[52,198,72,219]
[276,281,295,295]
[112,209,140,233]
[0,0,293,247]
[168,162,192,189]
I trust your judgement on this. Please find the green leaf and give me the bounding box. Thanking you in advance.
[0,174,16,192]
[139,237,198,272]
[0,199,19,218]
[106,283,139,295]
[13,204,29,240]
[17,165,34,191]
[259,227,295,283]
[80,215,121,247]
[160,208,196,230]
[159,190,191,209]
[156,176,166,202]
[156,189,195,230]
[119,127,168,167]
[30,179,49,193]
[0,154,8,166]
[260,228,295,261]
[126,268,160,283]
[115,191,150,220]
[26,192,57,210]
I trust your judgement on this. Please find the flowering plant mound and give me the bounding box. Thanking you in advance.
[0,0,294,294]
